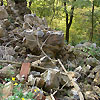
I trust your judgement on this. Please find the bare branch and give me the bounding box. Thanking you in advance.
[58,59,84,100]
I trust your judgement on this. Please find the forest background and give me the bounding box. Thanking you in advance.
[3,0,100,46]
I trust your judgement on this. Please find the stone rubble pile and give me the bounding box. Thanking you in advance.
[0,1,100,100]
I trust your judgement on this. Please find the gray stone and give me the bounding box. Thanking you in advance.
[35,30,44,37]
[0,46,15,60]
[2,82,13,99]
[41,69,61,90]
[24,14,34,26]
[24,29,38,52]
[75,44,83,48]
[0,26,4,38]
[3,19,10,27]
[0,6,8,20]
[0,64,16,78]
[84,91,98,100]
[86,57,99,67]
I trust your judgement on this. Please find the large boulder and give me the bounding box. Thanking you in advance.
[43,31,64,57]
[0,6,8,20]
[24,29,64,57]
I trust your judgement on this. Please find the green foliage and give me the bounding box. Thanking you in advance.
[8,83,35,100]
[0,65,3,69]
[0,84,4,98]
[27,0,100,45]
[82,46,100,60]
[5,78,11,82]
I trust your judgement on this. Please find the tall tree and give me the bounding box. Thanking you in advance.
[90,0,94,42]
[90,0,100,42]
[63,0,76,43]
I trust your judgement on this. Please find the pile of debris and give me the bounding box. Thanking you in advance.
[0,0,100,100]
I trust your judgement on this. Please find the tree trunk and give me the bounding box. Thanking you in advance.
[66,26,70,43]
[64,1,74,43]
[14,0,31,18]
[90,0,94,42]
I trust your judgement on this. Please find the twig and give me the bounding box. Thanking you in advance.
[0,60,21,65]
[41,34,51,49]
[52,81,68,96]
[50,94,56,100]
[58,59,84,100]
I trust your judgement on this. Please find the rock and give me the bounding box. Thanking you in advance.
[0,46,15,60]
[3,19,10,28]
[83,42,92,47]
[0,6,8,20]
[86,57,99,67]
[24,29,39,52]
[37,16,43,24]
[71,88,79,100]
[92,43,96,48]
[88,73,95,79]
[60,73,71,87]
[46,96,53,100]
[23,22,30,29]
[43,31,64,57]
[14,46,20,51]
[82,65,91,74]
[35,77,45,88]
[26,54,42,62]
[28,74,35,86]
[0,64,16,78]
[94,71,100,85]
[84,91,98,100]
[75,44,83,48]
[24,14,40,26]
[39,25,45,30]
[14,21,20,27]
[41,69,61,90]
[30,71,40,77]
[24,14,34,25]
[92,65,100,72]
[28,74,45,88]
[2,82,13,99]
[68,62,76,69]
[93,86,100,95]
[68,71,80,80]
[40,57,57,68]
[35,30,44,37]
[73,48,88,58]
[0,25,4,37]
[44,31,64,46]
[7,0,15,7]
[63,96,77,100]
[42,17,48,27]
[82,84,92,92]
[68,46,74,52]
[75,66,82,72]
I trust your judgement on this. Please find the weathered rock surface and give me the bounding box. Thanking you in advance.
[41,69,61,90]
[0,25,4,38]
[2,82,13,99]
[0,6,8,20]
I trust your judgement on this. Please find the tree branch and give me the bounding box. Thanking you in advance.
[64,1,68,26]
[68,5,74,28]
